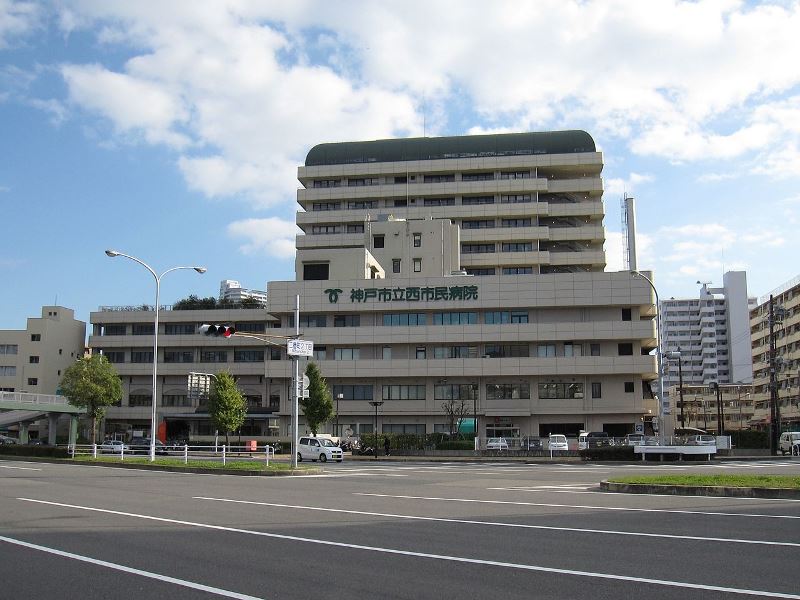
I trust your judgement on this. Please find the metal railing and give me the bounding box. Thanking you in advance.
[67,443,278,466]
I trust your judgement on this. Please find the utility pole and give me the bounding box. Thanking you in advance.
[768,295,780,456]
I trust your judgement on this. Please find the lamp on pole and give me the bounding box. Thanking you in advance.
[665,349,684,429]
[368,400,383,460]
[105,250,206,462]
[631,270,665,444]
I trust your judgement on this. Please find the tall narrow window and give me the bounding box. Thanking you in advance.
[413,233,421,247]
[392,259,401,274]
[413,258,422,272]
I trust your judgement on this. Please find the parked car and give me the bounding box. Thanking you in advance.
[580,432,614,449]
[297,436,343,462]
[779,432,800,455]
[0,434,18,445]
[521,436,543,450]
[548,434,569,451]
[625,434,645,446]
[99,439,130,453]
[129,437,169,455]
[486,437,510,451]
[686,434,716,446]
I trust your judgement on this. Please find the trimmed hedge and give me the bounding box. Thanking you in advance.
[0,445,70,458]
[580,446,636,461]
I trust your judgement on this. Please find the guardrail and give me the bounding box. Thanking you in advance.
[67,443,278,466]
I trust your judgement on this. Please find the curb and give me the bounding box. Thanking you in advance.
[601,480,800,499]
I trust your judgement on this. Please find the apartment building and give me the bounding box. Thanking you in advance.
[219,280,268,305]
[750,275,800,431]
[89,131,659,442]
[0,306,86,394]
[661,271,754,396]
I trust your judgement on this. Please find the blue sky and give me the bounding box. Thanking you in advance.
[1,0,799,330]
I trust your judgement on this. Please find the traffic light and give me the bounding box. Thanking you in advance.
[198,324,236,338]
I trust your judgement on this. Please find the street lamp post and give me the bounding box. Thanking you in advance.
[631,270,665,444]
[336,393,343,437]
[369,400,383,460]
[105,250,205,462]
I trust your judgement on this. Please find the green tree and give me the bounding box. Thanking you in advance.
[300,362,334,435]
[208,371,247,446]
[59,354,123,445]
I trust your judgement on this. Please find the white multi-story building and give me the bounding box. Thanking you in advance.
[89,131,659,443]
[661,271,755,396]
[219,280,268,305]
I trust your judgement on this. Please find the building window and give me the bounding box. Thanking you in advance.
[537,383,584,399]
[624,381,635,393]
[163,350,194,363]
[27,378,38,386]
[415,346,427,359]
[564,343,582,357]
[484,311,529,324]
[487,383,531,400]
[312,346,327,361]
[346,223,365,233]
[163,395,191,407]
[102,325,126,336]
[234,350,265,362]
[423,174,455,183]
[413,233,421,247]
[103,351,125,364]
[394,199,407,207]
[0,366,17,376]
[500,194,532,204]
[235,322,266,334]
[131,351,154,363]
[164,323,197,335]
[30,334,41,342]
[537,344,556,357]
[502,267,534,275]
[382,385,426,400]
[502,242,533,252]
[465,268,496,276]
[348,200,377,210]
[462,243,496,254]
[382,346,392,359]
[129,395,152,407]
[312,180,340,188]
[484,344,529,358]
[433,346,478,359]
[413,258,422,272]
[132,324,155,335]
[303,263,329,281]
[462,195,495,205]
[373,235,385,249]
[462,219,495,229]
[618,343,634,356]
[424,197,455,206]
[29,356,40,364]
[334,348,360,360]
[383,424,426,435]
[392,259,401,274]
[501,218,532,227]
[199,351,227,363]
[0,345,19,355]
[334,315,360,327]
[434,384,478,401]
[622,308,632,321]
[462,172,494,181]
[499,171,531,179]
[332,384,374,400]
[383,313,427,326]
[591,382,602,398]
[311,201,341,211]
[311,225,339,234]
[299,314,327,328]
[433,312,477,325]
[590,344,601,356]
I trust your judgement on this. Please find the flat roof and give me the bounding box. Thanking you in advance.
[305,130,596,167]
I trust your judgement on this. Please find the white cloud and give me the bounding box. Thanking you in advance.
[226,217,298,259]
[0,0,40,48]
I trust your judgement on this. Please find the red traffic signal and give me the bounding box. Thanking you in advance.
[198,324,236,337]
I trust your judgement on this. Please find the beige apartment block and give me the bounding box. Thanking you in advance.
[750,275,800,431]
[89,131,659,442]
[0,306,86,394]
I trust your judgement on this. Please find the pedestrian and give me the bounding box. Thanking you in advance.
[384,435,390,456]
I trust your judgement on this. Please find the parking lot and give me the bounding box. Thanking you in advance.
[1,458,799,599]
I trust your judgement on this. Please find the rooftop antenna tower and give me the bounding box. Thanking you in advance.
[620,193,638,271]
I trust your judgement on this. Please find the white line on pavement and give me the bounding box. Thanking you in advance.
[0,534,266,600]
[13,498,800,598]
[355,492,800,518]
[0,465,42,471]
[192,496,799,548]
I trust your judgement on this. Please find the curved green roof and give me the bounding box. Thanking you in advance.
[305,130,595,166]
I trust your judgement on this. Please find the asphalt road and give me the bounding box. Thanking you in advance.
[1,458,799,600]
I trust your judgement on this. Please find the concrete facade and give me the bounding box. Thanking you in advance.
[89,131,659,442]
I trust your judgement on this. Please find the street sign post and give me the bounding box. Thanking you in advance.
[296,374,310,398]
[287,339,314,357]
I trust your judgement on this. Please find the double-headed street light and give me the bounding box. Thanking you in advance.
[105,250,206,462]
[368,400,384,460]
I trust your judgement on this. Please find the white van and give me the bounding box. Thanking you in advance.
[548,434,569,451]
[297,436,344,463]
[779,432,800,455]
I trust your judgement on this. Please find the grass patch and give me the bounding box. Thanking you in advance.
[609,474,800,489]
[69,455,297,472]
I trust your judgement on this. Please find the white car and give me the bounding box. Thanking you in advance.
[297,436,343,463]
[486,437,510,450]
[548,434,569,451]
[100,440,130,454]
[779,432,800,455]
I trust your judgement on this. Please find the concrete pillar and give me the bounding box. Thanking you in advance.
[48,413,59,445]
[18,422,29,444]
[68,416,79,447]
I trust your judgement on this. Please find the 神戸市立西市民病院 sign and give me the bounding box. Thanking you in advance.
[324,285,478,304]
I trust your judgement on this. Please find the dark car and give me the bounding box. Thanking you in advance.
[129,437,170,455]
[586,432,614,448]
[521,436,543,450]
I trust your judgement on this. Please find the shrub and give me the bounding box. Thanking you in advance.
[436,440,475,451]
[580,446,636,461]
[0,445,70,458]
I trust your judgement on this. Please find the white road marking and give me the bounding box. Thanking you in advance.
[355,493,800,519]
[489,487,800,501]
[0,534,266,599]
[192,496,800,548]
[0,465,42,471]
[14,498,800,598]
